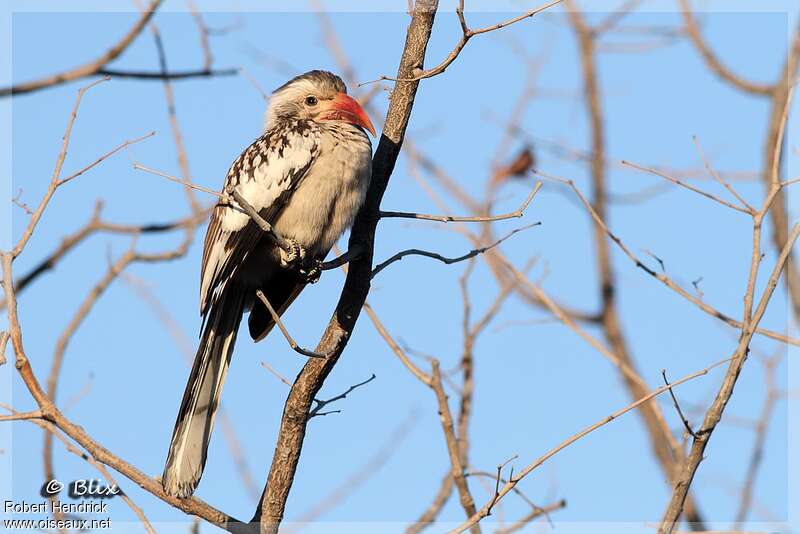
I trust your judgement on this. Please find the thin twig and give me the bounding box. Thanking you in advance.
[255,290,330,359]
[97,67,237,79]
[465,470,550,516]
[359,0,563,86]
[692,136,755,213]
[0,410,43,422]
[363,302,432,386]
[13,77,111,258]
[133,163,297,253]
[11,189,33,215]
[380,182,541,223]
[537,171,798,347]
[59,131,156,185]
[309,374,377,418]
[662,369,699,439]
[187,0,213,70]
[372,223,540,278]
[141,12,202,215]
[261,361,292,387]
[493,499,567,534]
[133,163,227,199]
[622,159,753,214]
[407,142,600,324]
[760,28,800,319]
[448,358,732,534]
[1,202,210,310]
[321,245,364,271]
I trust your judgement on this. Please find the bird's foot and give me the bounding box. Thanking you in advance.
[279,238,306,268]
[299,259,323,284]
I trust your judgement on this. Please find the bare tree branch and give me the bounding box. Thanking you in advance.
[1,250,249,532]
[380,181,541,222]
[658,222,800,531]
[430,360,481,533]
[321,244,364,271]
[539,172,798,347]
[372,223,539,278]
[493,498,567,534]
[252,4,441,532]
[0,202,210,310]
[360,0,563,85]
[566,4,706,524]
[734,353,783,526]
[97,67,237,79]
[60,131,156,185]
[255,290,330,359]
[448,357,732,534]
[692,136,755,213]
[0,409,43,422]
[405,142,601,324]
[622,160,754,214]
[678,0,773,96]
[0,404,157,534]
[308,374,377,418]
[1,78,248,533]
[662,369,700,439]
[0,1,163,97]
[761,26,800,319]
[364,302,432,386]
[13,77,110,257]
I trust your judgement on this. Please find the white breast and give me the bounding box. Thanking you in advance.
[272,127,372,258]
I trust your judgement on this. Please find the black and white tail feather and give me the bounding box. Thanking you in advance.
[162,286,245,498]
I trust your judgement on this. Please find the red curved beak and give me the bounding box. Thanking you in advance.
[323,93,376,137]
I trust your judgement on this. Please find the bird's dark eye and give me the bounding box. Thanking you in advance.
[305,95,318,106]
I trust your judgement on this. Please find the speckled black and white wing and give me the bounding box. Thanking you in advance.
[199,122,319,315]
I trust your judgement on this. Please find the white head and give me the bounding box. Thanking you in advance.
[263,70,375,136]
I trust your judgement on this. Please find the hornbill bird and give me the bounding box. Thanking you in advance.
[162,70,375,498]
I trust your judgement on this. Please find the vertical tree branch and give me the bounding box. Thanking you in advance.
[566,2,705,526]
[658,223,799,532]
[761,26,800,319]
[680,1,800,318]
[734,353,782,526]
[430,361,480,533]
[253,3,440,532]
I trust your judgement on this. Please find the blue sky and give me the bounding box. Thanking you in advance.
[2,1,798,533]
